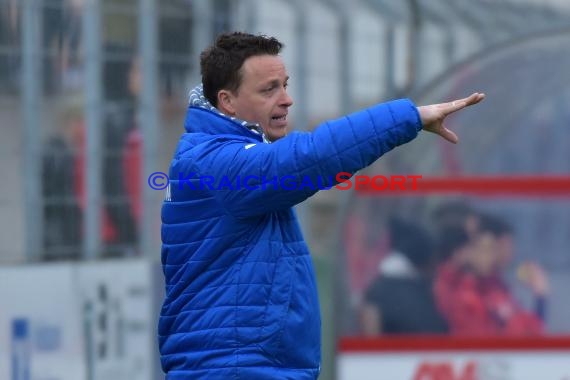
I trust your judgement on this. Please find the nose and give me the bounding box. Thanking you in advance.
[280,88,293,107]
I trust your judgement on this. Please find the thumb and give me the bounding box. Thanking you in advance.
[437,126,459,144]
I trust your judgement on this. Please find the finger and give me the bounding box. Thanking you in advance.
[446,93,485,113]
[463,92,485,106]
[444,99,468,115]
[438,126,458,144]
[447,100,466,112]
[457,92,485,106]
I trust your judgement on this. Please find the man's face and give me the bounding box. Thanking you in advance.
[496,234,514,270]
[468,233,501,277]
[224,55,293,141]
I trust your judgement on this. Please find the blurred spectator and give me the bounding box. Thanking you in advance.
[431,200,478,250]
[41,98,84,260]
[360,217,448,335]
[121,55,143,224]
[433,212,546,336]
[481,213,549,323]
[99,45,141,256]
[41,46,143,260]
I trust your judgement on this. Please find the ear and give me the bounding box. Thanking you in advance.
[217,90,236,116]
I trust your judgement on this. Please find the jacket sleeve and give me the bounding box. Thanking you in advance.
[176,98,422,218]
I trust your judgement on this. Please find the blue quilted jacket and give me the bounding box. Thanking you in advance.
[159,99,422,379]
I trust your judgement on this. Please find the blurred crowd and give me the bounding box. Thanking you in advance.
[41,47,142,260]
[352,201,549,337]
[0,0,195,260]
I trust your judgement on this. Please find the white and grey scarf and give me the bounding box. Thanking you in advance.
[188,84,270,143]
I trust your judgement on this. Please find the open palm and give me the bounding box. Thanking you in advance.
[418,92,485,143]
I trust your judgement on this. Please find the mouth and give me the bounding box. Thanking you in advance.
[271,114,287,122]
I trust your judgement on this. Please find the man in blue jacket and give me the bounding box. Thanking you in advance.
[159,32,484,379]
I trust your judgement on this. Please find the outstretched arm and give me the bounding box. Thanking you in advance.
[418,92,486,143]
[174,93,486,218]
[175,99,422,218]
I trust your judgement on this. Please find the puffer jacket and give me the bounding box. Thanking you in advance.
[159,99,422,379]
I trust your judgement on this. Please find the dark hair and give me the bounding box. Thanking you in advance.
[388,217,434,270]
[431,200,474,228]
[435,224,470,261]
[200,32,284,107]
[476,212,513,238]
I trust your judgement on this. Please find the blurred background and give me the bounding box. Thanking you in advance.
[2,0,570,379]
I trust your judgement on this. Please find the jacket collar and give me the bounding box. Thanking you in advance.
[185,84,269,143]
[183,106,265,142]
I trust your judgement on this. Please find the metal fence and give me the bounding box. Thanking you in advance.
[2,0,568,261]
